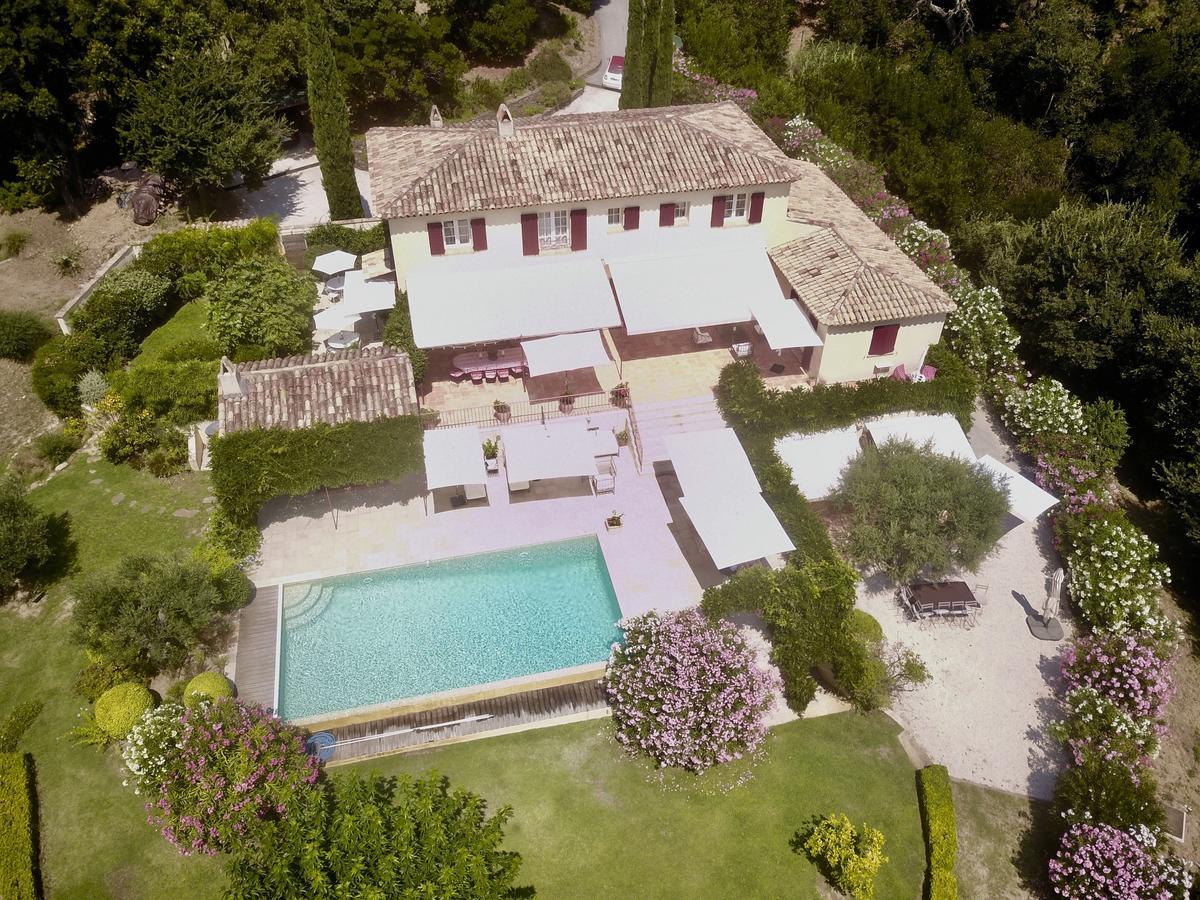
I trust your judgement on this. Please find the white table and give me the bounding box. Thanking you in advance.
[452,347,527,374]
[588,428,619,458]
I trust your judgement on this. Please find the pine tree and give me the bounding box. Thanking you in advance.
[619,0,648,109]
[303,0,361,220]
[648,0,675,107]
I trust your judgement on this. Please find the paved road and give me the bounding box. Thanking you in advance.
[590,0,628,83]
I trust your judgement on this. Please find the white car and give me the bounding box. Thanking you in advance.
[602,55,624,91]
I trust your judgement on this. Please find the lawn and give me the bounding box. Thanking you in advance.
[0,457,224,899]
[132,299,210,366]
[355,713,928,898]
[953,780,1051,899]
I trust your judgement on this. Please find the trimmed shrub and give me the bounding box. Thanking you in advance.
[0,312,53,362]
[77,369,109,407]
[158,337,223,363]
[73,658,138,702]
[122,360,219,425]
[381,291,427,382]
[134,220,280,293]
[304,222,386,256]
[70,269,173,360]
[800,812,888,900]
[0,752,38,900]
[183,672,234,708]
[204,257,315,357]
[31,332,112,417]
[94,683,155,740]
[917,765,958,900]
[0,475,52,596]
[0,702,43,753]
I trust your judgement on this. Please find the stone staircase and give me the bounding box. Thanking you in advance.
[631,394,727,464]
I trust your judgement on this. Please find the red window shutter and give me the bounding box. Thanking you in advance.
[427,222,445,256]
[748,191,765,224]
[520,213,539,256]
[868,324,900,356]
[710,196,727,227]
[623,206,640,230]
[470,218,487,251]
[659,203,675,227]
[570,208,587,250]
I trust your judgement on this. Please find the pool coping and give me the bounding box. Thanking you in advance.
[270,533,620,726]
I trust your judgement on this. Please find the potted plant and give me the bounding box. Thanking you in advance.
[605,510,623,532]
[610,382,630,408]
[483,438,500,473]
[419,408,440,428]
[559,382,575,414]
[493,399,511,423]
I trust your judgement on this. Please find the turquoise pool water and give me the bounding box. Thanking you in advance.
[277,536,622,719]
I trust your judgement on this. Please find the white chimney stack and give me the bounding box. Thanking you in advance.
[429,105,443,128]
[496,103,515,139]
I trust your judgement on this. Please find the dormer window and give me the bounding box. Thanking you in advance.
[442,219,471,249]
[723,192,748,222]
[538,209,570,249]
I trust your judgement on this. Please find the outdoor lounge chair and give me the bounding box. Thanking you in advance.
[509,366,524,378]
[470,371,484,385]
[484,369,497,382]
[890,363,908,381]
[496,369,509,382]
[921,364,938,381]
[450,368,465,383]
[593,457,616,494]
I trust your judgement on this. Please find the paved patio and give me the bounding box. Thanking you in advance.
[856,399,1071,799]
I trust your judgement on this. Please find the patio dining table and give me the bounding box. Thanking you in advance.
[910,580,980,617]
[452,347,527,374]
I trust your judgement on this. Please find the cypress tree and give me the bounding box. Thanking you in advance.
[303,0,361,220]
[648,0,675,107]
[619,0,648,109]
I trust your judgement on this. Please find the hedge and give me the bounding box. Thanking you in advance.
[0,752,38,900]
[381,292,428,382]
[209,415,425,553]
[135,219,280,298]
[304,222,387,257]
[917,765,958,900]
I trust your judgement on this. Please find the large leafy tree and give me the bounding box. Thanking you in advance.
[304,0,361,220]
[224,771,524,897]
[118,51,288,199]
[447,0,538,62]
[204,257,316,357]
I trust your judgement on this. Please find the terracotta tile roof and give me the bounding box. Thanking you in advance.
[218,347,417,434]
[367,102,803,218]
[769,162,955,327]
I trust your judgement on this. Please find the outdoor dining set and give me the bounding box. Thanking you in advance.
[899,580,986,624]
[448,348,528,384]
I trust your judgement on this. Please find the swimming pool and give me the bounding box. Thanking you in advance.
[276,536,623,720]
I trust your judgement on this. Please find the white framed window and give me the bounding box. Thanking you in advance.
[723,192,748,222]
[538,209,570,249]
[673,201,690,224]
[442,219,471,248]
[607,207,621,227]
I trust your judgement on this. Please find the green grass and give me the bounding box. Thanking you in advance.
[354,713,927,898]
[953,780,1051,899]
[132,300,210,366]
[0,457,223,899]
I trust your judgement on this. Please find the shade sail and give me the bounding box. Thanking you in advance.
[313,306,362,331]
[866,413,975,461]
[521,331,612,377]
[680,491,795,569]
[423,427,486,491]
[664,428,761,497]
[312,250,357,275]
[502,421,596,485]
[977,455,1059,522]
[607,247,784,335]
[774,426,862,500]
[313,271,397,331]
[750,293,822,350]
[406,257,620,348]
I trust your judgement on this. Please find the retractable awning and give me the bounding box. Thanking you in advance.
[406,257,620,348]
[501,421,596,485]
[750,293,822,350]
[774,426,863,500]
[423,428,486,491]
[680,491,795,569]
[977,455,1059,522]
[664,428,762,497]
[866,413,975,461]
[520,331,612,377]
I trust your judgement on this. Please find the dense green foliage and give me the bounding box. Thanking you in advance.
[224,771,522,896]
[831,441,1008,583]
[71,554,252,677]
[448,0,539,61]
[182,672,234,708]
[800,812,888,899]
[119,360,219,426]
[620,0,674,109]
[94,683,155,739]
[678,0,792,85]
[0,476,52,597]
[136,220,281,297]
[916,765,958,900]
[0,703,43,754]
[304,0,362,220]
[70,270,173,360]
[0,312,53,362]
[1052,755,1164,834]
[0,752,38,900]
[204,257,316,357]
[208,416,424,553]
[380,292,427,382]
[305,222,387,256]
[31,332,111,417]
[34,430,82,466]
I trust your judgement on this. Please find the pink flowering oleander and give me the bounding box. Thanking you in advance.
[604,609,777,773]
[1062,633,1175,724]
[146,697,320,855]
[1049,823,1192,899]
[671,51,758,109]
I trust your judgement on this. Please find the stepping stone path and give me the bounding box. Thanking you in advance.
[202,496,216,505]
[111,493,125,506]
[173,509,199,518]
[89,479,102,485]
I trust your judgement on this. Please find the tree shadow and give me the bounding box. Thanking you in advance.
[1012,793,1057,896]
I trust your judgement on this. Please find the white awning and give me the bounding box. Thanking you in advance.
[977,455,1059,522]
[501,421,596,485]
[680,491,795,569]
[406,257,620,348]
[866,413,975,461]
[750,293,822,350]
[423,428,486,491]
[774,426,862,500]
[312,250,357,275]
[521,331,612,377]
[313,306,361,331]
[664,428,761,497]
[313,271,397,331]
[607,247,784,335]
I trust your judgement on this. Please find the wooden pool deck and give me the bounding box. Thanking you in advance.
[233,583,279,708]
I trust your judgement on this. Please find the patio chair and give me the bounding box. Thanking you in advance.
[898,585,920,619]
[973,583,988,607]
[496,369,509,382]
[593,457,616,494]
[450,368,466,383]
[484,369,497,382]
[890,363,908,381]
[692,327,713,345]
[731,341,752,358]
[509,365,524,378]
[921,364,938,381]
[470,371,485,385]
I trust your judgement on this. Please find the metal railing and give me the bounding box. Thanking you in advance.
[424,390,616,430]
[625,401,647,474]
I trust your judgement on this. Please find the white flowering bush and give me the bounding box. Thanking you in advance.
[121,702,185,795]
[998,376,1086,442]
[1053,687,1162,769]
[1066,516,1175,641]
[944,285,1021,376]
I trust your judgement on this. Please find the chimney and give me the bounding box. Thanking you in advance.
[218,357,245,398]
[496,103,515,139]
[429,105,443,128]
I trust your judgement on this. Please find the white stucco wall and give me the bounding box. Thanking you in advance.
[811,315,946,384]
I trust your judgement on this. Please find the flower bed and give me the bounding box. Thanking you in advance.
[1061,633,1175,723]
[1049,823,1191,899]
[604,609,776,772]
